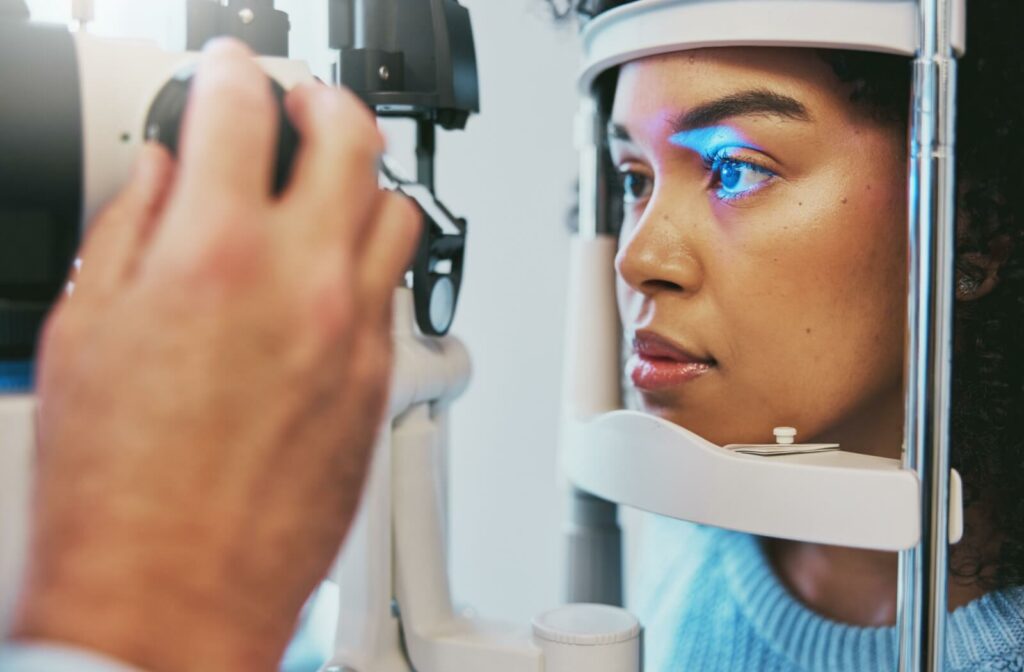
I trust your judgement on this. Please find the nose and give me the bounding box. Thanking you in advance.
[614,204,704,297]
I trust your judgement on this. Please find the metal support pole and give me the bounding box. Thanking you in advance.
[897,0,958,669]
[565,96,624,605]
[417,119,436,193]
[575,97,611,240]
[567,488,623,606]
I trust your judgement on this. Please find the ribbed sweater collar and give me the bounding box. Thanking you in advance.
[717,531,1024,671]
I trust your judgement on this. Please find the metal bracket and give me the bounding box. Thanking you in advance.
[186,0,290,57]
[380,157,466,337]
[335,0,479,337]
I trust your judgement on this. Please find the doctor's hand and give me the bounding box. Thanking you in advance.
[10,40,419,672]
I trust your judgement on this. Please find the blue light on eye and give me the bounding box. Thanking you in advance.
[669,126,774,199]
[720,162,742,191]
[715,159,772,198]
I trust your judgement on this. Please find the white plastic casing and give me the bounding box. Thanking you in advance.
[532,604,641,672]
[560,236,622,422]
[0,396,35,637]
[565,410,964,551]
[579,0,967,93]
[73,34,313,227]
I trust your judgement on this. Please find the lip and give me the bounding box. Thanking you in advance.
[628,331,715,391]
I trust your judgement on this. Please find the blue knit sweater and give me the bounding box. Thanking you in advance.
[634,516,1024,671]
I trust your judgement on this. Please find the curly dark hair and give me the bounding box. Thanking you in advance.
[552,0,1024,590]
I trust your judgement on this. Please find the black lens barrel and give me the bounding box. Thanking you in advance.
[0,20,83,362]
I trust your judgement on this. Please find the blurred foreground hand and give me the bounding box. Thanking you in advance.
[10,38,419,672]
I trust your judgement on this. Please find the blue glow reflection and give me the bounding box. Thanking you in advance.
[668,125,762,157]
[670,125,774,200]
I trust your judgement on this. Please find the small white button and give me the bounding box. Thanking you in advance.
[774,427,797,445]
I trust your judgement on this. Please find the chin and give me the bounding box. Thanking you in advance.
[635,392,782,447]
[636,395,724,442]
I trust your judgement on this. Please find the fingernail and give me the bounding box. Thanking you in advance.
[308,85,335,109]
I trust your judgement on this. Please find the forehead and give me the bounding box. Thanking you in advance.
[611,47,848,124]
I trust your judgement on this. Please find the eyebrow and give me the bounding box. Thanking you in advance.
[608,89,811,142]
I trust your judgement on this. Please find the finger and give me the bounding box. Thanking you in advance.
[281,84,384,247]
[73,143,174,298]
[175,39,277,207]
[357,193,422,326]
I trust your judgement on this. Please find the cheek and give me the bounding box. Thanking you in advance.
[714,168,907,405]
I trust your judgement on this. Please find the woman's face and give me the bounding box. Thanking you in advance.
[612,48,908,447]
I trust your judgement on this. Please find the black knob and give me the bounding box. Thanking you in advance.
[144,66,299,195]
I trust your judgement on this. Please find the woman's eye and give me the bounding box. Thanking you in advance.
[710,157,774,200]
[619,169,653,204]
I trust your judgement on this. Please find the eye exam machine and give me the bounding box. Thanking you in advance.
[564,0,965,670]
[0,0,967,670]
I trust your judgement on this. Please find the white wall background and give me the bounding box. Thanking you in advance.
[431,3,581,624]
[22,0,584,627]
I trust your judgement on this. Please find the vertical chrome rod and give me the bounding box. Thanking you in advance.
[576,96,610,241]
[897,0,958,670]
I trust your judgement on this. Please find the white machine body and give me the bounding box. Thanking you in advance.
[327,289,641,672]
[533,604,641,671]
[566,409,964,552]
[73,33,313,226]
[0,396,33,638]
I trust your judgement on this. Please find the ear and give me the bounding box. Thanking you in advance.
[956,235,1013,302]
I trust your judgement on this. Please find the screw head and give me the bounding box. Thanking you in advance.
[378,65,391,81]
[238,8,255,24]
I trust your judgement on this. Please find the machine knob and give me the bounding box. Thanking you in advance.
[144,66,299,195]
[532,603,641,672]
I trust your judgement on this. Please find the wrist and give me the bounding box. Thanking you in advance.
[12,580,288,672]
[11,533,292,672]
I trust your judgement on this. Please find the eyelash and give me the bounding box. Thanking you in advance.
[617,167,652,205]
[615,150,777,206]
[701,150,777,202]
